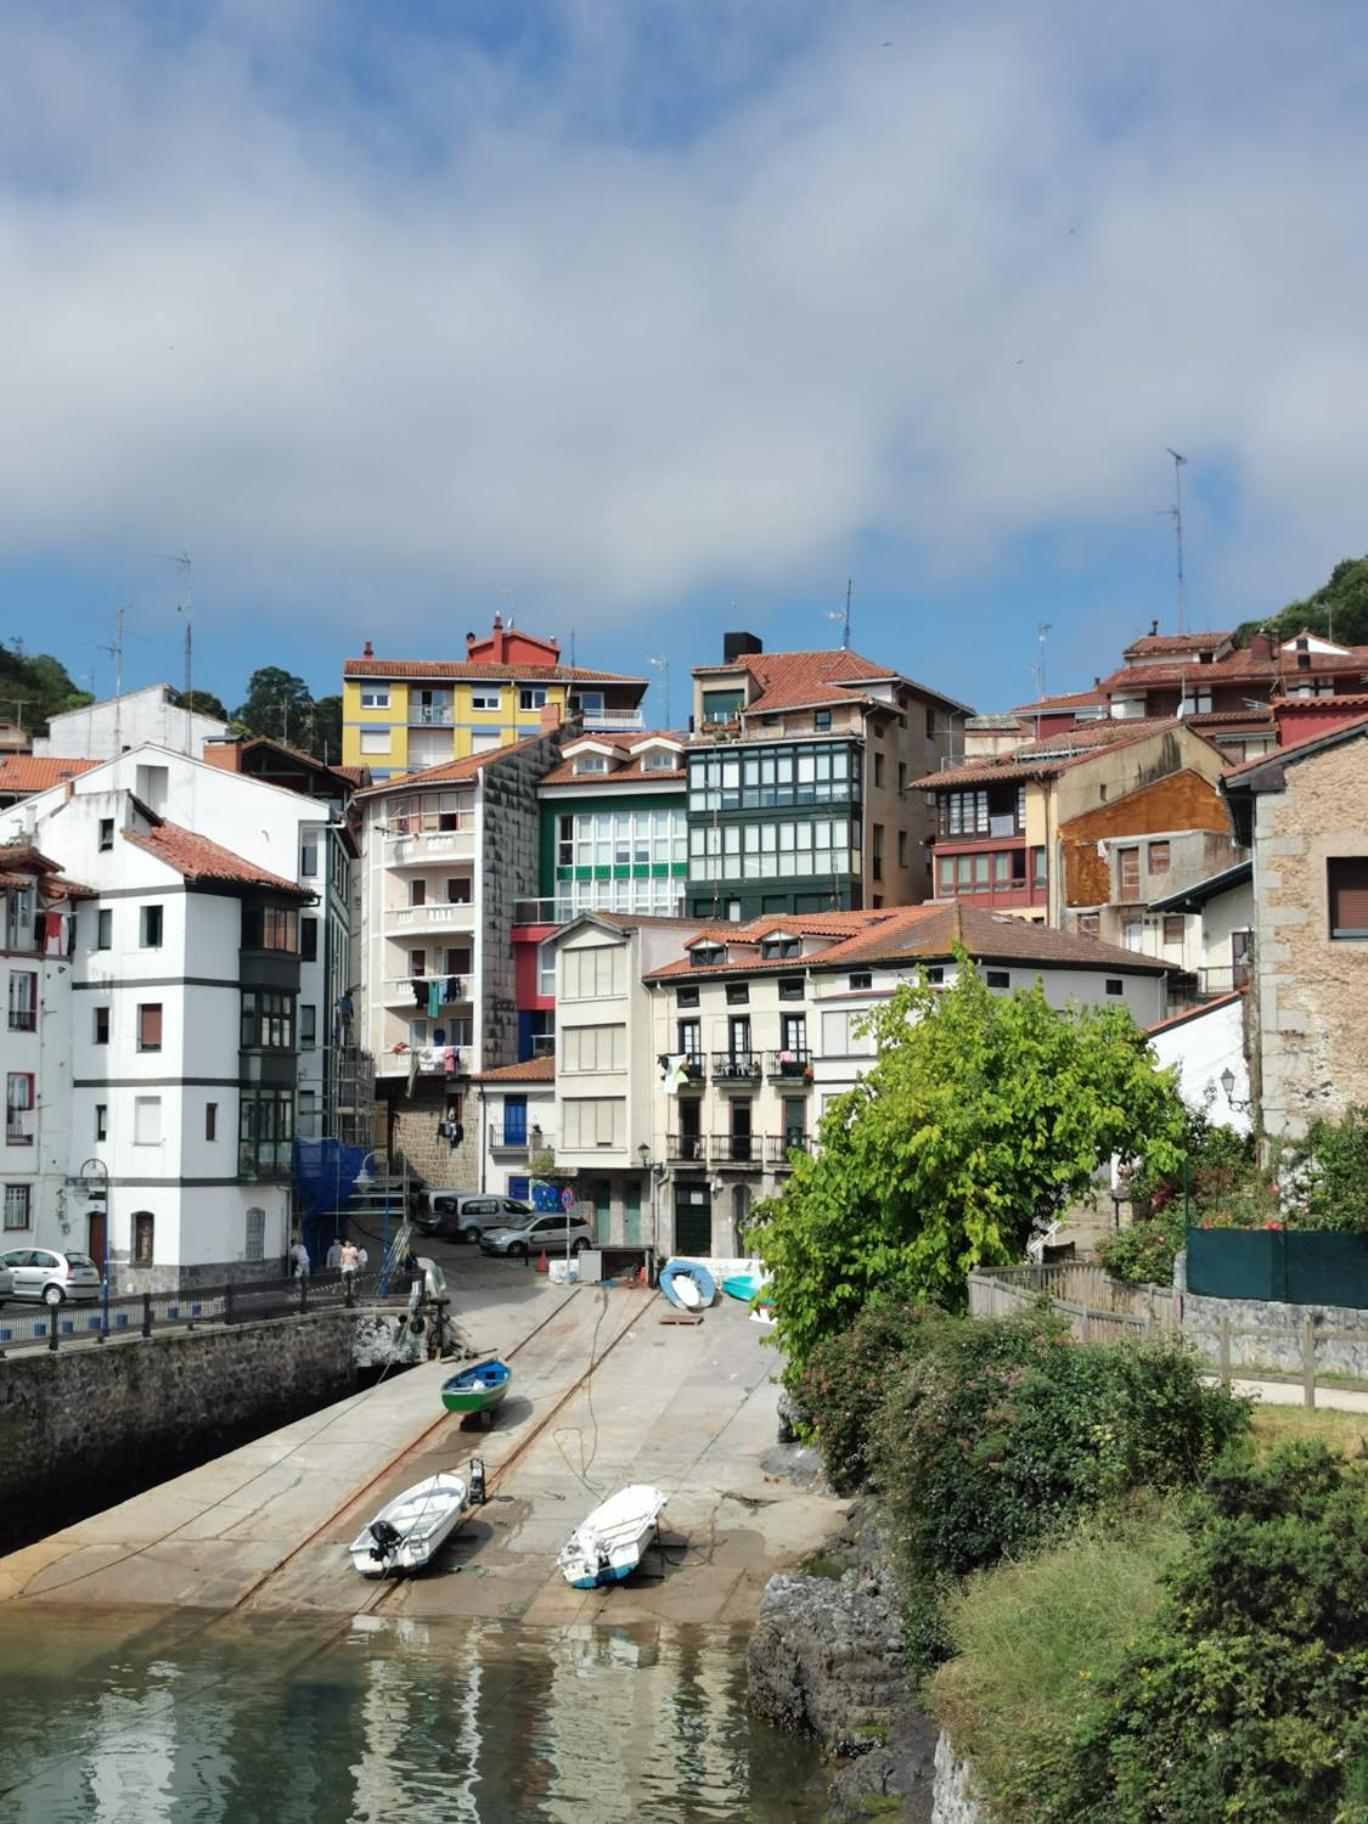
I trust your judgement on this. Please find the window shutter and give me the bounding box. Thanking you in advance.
[1329,857,1368,935]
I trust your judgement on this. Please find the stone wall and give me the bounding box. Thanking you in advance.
[1180,1287,1368,1379]
[931,1732,984,1824]
[479,731,563,1071]
[0,1309,363,1549]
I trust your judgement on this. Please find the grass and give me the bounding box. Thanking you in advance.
[926,1507,1186,1824]
[1250,1402,1368,1459]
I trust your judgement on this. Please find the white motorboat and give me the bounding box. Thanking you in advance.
[348,1471,469,1577]
[557,1484,667,1589]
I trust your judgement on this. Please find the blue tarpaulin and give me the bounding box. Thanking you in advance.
[292,1139,369,1259]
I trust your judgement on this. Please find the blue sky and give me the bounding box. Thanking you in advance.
[4,0,1368,723]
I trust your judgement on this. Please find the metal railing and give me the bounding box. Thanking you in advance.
[488,1123,530,1153]
[711,1051,761,1083]
[409,706,455,725]
[0,1270,401,1354]
[711,1133,759,1164]
[766,1134,810,1164]
[766,1049,813,1081]
[666,1132,708,1164]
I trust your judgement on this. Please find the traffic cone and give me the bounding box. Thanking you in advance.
[535,1249,548,1274]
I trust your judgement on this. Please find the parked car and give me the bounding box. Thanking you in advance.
[1,1248,102,1305]
[414,1192,532,1244]
[0,1260,12,1303]
[479,1212,593,1260]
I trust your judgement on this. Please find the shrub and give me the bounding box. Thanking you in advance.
[1045,1443,1368,1822]
[1097,1202,1186,1286]
[1285,1104,1368,1233]
[798,1301,935,1493]
[868,1312,1249,1593]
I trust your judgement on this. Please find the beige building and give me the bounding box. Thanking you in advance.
[1224,716,1368,1138]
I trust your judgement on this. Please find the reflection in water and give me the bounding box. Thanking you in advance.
[0,1612,825,1823]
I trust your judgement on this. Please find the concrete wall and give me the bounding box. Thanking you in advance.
[35,688,229,762]
[1150,994,1251,1135]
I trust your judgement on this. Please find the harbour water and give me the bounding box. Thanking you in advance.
[0,1610,826,1823]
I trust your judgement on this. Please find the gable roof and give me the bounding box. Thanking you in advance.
[203,735,361,795]
[355,734,544,797]
[1124,630,1235,660]
[1147,859,1253,914]
[470,1055,557,1084]
[343,657,641,684]
[0,756,100,795]
[122,823,311,896]
[909,718,1187,792]
[694,647,974,718]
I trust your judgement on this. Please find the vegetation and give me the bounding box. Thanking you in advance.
[1284,1105,1368,1234]
[1234,553,1368,649]
[231,667,343,763]
[752,962,1188,1380]
[799,1303,935,1494]
[0,640,93,733]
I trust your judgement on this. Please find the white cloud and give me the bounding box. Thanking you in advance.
[3,0,1368,633]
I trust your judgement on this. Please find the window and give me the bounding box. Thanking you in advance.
[898,830,908,868]
[241,991,295,1051]
[359,730,389,755]
[133,1096,162,1145]
[94,1006,110,1045]
[820,1010,874,1056]
[726,982,749,1005]
[985,970,1010,989]
[519,687,548,711]
[814,710,831,730]
[690,944,724,968]
[99,818,114,851]
[301,917,318,962]
[872,824,884,880]
[133,1211,155,1266]
[1328,857,1368,938]
[205,1102,218,1142]
[761,936,800,959]
[848,972,872,990]
[4,1185,31,1231]
[1148,841,1171,875]
[561,945,626,999]
[1031,847,1047,889]
[6,1073,34,1145]
[300,839,319,877]
[135,763,169,811]
[925,965,945,985]
[676,985,700,1009]
[137,1003,163,1052]
[678,1017,702,1058]
[238,1088,295,1176]
[898,762,907,794]
[537,941,556,997]
[359,687,390,709]
[778,976,804,1001]
[1105,979,1124,996]
[245,1207,266,1262]
[243,905,299,952]
[873,753,884,788]
[140,905,163,948]
[1077,914,1100,938]
[7,971,36,1032]
[1162,914,1185,945]
[300,1004,317,1049]
[96,908,112,950]
[471,688,502,711]
[642,752,676,772]
[95,1103,108,1141]
[573,754,609,774]
[561,1099,625,1149]
[1117,847,1141,897]
[562,1026,627,1072]
[410,878,427,907]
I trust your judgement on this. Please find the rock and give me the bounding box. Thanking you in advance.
[930,1729,984,1824]
[829,1709,938,1822]
[777,1385,809,1444]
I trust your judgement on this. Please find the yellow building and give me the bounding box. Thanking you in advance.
[342,615,648,779]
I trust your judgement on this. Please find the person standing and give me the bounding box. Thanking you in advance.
[325,1237,343,1271]
[339,1239,359,1282]
[290,1237,311,1280]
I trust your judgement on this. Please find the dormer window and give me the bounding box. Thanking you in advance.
[761,936,801,960]
[574,754,609,775]
[690,943,725,968]
[642,752,676,772]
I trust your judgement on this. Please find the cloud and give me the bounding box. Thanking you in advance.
[3,0,1368,633]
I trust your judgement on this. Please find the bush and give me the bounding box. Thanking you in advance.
[1285,1104,1368,1233]
[1097,1202,1186,1286]
[1045,1443,1368,1822]
[868,1312,1249,1592]
[798,1301,935,1493]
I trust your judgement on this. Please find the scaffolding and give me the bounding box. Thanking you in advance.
[321,1041,379,1151]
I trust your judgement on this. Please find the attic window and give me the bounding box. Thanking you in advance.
[985,969,1010,989]
[761,937,800,959]
[642,753,675,772]
[574,754,609,775]
[848,971,872,990]
[691,944,725,968]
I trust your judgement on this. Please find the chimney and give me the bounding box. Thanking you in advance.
[1150,619,1159,637]
[493,610,503,631]
[539,701,563,734]
[466,631,477,651]
[362,639,374,658]
[723,631,763,663]
[1250,631,1274,661]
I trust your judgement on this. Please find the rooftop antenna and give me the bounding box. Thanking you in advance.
[2,697,35,730]
[1157,449,1187,634]
[649,657,670,729]
[827,579,852,650]
[501,587,517,629]
[1031,623,1052,740]
[97,606,128,755]
[161,553,193,754]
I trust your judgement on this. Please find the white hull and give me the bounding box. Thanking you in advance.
[348,1472,469,1577]
[557,1484,667,1589]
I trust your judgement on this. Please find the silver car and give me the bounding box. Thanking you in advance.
[1,1248,103,1305]
[415,1192,533,1245]
[479,1212,593,1259]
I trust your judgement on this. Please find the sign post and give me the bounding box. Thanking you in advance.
[560,1185,576,1273]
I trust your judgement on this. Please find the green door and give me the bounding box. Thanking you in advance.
[593,1180,612,1244]
[623,1182,642,1245]
[674,1182,712,1256]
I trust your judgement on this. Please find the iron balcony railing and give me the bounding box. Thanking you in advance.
[711,1051,761,1083]
[766,1049,813,1082]
[766,1133,810,1165]
[488,1123,530,1153]
[666,1132,708,1165]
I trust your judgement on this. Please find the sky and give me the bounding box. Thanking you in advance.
[5,0,1368,725]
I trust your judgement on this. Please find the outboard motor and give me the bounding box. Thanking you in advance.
[468,1457,487,1507]
[369,1518,403,1561]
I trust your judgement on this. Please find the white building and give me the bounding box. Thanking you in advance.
[471,1055,558,1203]
[1,745,360,1286]
[34,684,230,763]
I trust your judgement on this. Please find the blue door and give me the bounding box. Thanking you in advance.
[503,1096,528,1146]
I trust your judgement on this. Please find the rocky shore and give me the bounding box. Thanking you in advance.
[747,1500,940,1822]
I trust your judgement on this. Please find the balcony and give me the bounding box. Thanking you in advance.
[678,1055,706,1088]
[488,1123,530,1157]
[711,1134,762,1168]
[711,1051,761,1086]
[383,819,475,865]
[766,1049,813,1084]
[666,1132,708,1165]
[513,897,575,927]
[409,706,455,726]
[377,1044,467,1078]
[766,1134,810,1167]
[383,975,470,1006]
[578,710,645,733]
[387,902,475,933]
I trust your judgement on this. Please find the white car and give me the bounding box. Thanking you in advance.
[1,1248,103,1305]
[479,1212,594,1259]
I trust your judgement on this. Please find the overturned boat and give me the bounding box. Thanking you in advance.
[557,1484,668,1589]
[348,1471,469,1577]
[441,1358,511,1426]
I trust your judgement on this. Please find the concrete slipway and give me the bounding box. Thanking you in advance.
[0,1273,844,1622]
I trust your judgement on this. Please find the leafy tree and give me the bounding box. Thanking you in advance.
[170,688,230,721]
[751,960,1189,1379]
[232,666,314,745]
[309,693,343,765]
[0,640,94,732]
[1283,1104,1368,1232]
[1234,553,1368,648]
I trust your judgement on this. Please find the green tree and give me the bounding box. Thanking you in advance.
[233,667,314,744]
[308,693,343,765]
[1234,554,1368,648]
[0,640,94,732]
[751,960,1188,1379]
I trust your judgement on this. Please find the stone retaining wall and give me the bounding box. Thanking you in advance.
[1179,1288,1368,1379]
[931,1732,984,1823]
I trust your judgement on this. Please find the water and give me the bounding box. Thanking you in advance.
[0,1611,826,1823]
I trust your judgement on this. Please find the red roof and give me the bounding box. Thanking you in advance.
[0,756,99,795]
[693,647,972,718]
[1123,630,1235,659]
[540,732,686,787]
[470,1055,557,1084]
[343,657,642,684]
[910,719,1188,792]
[1008,688,1109,717]
[356,734,545,797]
[122,823,311,895]
[1147,989,1244,1036]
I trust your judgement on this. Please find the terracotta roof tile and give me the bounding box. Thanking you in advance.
[343,657,643,683]
[0,756,100,795]
[909,719,1185,792]
[356,734,545,796]
[693,647,973,718]
[122,823,311,895]
[470,1055,557,1083]
[1123,630,1235,658]
[539,731,686,787]
[1147,988,1245,1035]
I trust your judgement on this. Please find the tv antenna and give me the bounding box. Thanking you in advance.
[160,553,193,752]
[1157,449,1187,633]
[827,579,852,650]
[97,606,128,753]
[649,657,670,728]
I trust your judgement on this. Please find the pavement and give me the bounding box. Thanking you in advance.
[0,1252,845,1623]
[1225,1376,1368,1414]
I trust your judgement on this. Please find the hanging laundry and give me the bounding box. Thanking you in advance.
[411,978,427,1006]
[656,1053,689,1095]
[445,975,461,1001]
[42,910,64,956]
[443,1045,457,1073]
[427,979,442,1019]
